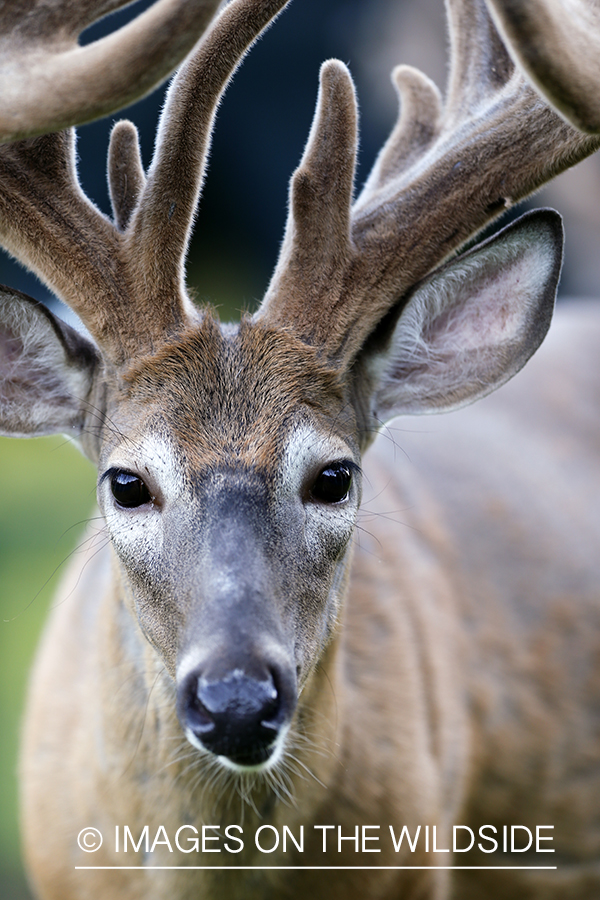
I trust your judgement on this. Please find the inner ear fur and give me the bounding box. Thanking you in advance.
[0,287,99,439]
[352,208,563,436]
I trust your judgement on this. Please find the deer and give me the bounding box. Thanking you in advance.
[1,0,600,898]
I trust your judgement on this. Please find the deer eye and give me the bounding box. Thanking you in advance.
[110,470,152,508]
[311,463,352,504]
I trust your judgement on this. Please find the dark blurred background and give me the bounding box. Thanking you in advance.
[2,0,599,897]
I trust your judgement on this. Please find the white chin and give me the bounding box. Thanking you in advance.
[184,723,290,774]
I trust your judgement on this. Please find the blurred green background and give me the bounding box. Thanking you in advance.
[0,437,96,899]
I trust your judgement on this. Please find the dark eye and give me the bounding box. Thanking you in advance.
[110,470,152,508]
[311,463,352,504]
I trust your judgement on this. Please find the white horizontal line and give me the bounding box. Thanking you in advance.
[75,866,558,871]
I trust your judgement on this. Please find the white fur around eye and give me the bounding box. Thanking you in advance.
[105,434,187,505]
[101,434,187,559]
[277,422,356,501]
[277,422,359,553]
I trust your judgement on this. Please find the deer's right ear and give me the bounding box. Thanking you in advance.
[355,209,563,429]
[0,288,99,439]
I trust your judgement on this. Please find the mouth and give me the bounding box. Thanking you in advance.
[184,722,291,773]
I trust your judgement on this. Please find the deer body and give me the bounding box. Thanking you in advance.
[2,2,600,899]
[19,301,600,900]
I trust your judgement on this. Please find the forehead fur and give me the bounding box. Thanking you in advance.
[120,313,353,474]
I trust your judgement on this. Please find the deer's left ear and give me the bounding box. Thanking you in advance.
[356,209,563,425]
[0,287,99,438]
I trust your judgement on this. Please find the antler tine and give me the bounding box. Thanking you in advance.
[337,0,509,204]
[359,66,443,198]
[108,121,146,233]
[124,0,291,316]
[485,0,600,134]
[0,0,225,144]
[445,0,515,124]
[0,0,291,364]
[257,0,600,368]
[258,60,358,334]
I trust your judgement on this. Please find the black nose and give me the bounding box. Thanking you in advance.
[177,667,294,767]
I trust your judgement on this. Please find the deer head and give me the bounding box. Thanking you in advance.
[1,0,599,770]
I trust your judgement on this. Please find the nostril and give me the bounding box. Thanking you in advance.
[177,667,294,767]
[179,675,215,737]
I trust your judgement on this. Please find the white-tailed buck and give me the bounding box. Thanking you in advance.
[1,0,600,898]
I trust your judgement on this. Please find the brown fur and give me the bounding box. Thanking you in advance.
[121,315,350,474]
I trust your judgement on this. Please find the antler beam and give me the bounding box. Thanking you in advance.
[1,0,600,373]
[0,0,291,363]
[0,0,222,143]
[485,0,600,134]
